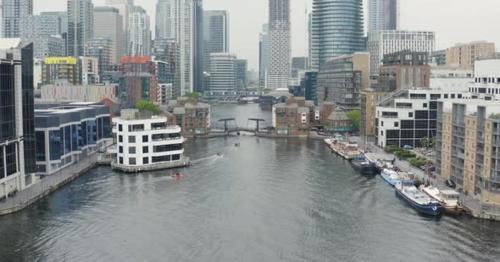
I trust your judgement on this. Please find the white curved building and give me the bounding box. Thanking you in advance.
[112,109,189,172]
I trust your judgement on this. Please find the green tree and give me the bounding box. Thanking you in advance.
[347,110,361,131]
[184,92,201,101]
[136,100,161,115]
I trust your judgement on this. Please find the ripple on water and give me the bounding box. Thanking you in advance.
[0,107,500,262]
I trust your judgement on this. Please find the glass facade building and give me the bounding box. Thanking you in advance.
[310,0,366,70]
[34,102,112,175]
[0,39,35,198]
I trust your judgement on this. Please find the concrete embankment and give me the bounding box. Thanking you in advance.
[0,154,99,216]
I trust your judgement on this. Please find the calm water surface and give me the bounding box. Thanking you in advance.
[1,104,500,262]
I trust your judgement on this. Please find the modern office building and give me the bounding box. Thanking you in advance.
[291,57,308,79]
[317,52,370,110]
[207,53,237,97]
[105,0,132,54]
[93,6,125,63]
[375,87,469,148]
[119,56,157,108]
[155,0,196,95]
[39,12,68,36]
[368,0,399,32]
[153,38,180,97]
[259,24,270,91]
[0,39,36,198]
[34,102,112,175]
[21,14,66,58]
[129,6,151,56]
[67,0,94,57]
[112,109,188,172]
[193,0,204,94]
[379,50,431,91]
[310,0,365,70]
[368,30,435,76]
[267,0,291,90]
[446,41,496,70]
[235,59,248,90]
[203,10,229,76]
[301,71,318,105]
[42,57,80,85]
[0,0,33,37]
[85,37,113,78]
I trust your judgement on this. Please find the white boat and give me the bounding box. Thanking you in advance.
[420,186,464,215]
[381,169,413,187]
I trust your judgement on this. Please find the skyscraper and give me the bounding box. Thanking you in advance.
[21,14,66,58]
[105,0,133,55]
[235,59,248,90]
[94,6,125,64]
[368,0,399,32]
[268,0,291,90]
[208,53,236,96]
[155,0,195,96]
[258,24,270,91]
[0,0,33,37]
[0,39,36,196]
[203,10,229,80]
[67,0,94,57]
[128,6,151,56]
[310,0,365,70]
[193,0,204,94]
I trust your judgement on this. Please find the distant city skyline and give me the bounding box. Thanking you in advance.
[35,0,500,70]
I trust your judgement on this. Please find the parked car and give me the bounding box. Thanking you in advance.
[403,145,414,150]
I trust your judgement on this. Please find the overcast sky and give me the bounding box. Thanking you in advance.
[36,0,500,70]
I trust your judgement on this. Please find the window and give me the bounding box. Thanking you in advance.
[143,157,149,165]
[129,136,136,143]
[142,135,148,142]
[143,146,149,153]
[409,112,414,118]
[152,155,170,163]
[129,147,136,154]
[119,157,123,164]
[129,158,136,165]
[118,135,123,143]
[118,124,122,131]
[444,94,449,99]
[172,154,181,161]
[394,122,399,127]
[153,144,183,153]
[451,94,455,99]
[381,121,384,127]
[119,146,123,153]
[423,103,428,108]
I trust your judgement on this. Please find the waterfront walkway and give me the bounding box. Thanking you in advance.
[0,154,98,216]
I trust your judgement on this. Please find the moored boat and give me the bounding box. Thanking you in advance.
[396,183,443,216]
[380,169,413,187]
[351,154,377,175]
[420,186,464,215]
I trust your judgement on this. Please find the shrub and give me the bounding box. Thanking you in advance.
[395,149,416,160]
[385,145,399,153]
[409,157,427,168]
